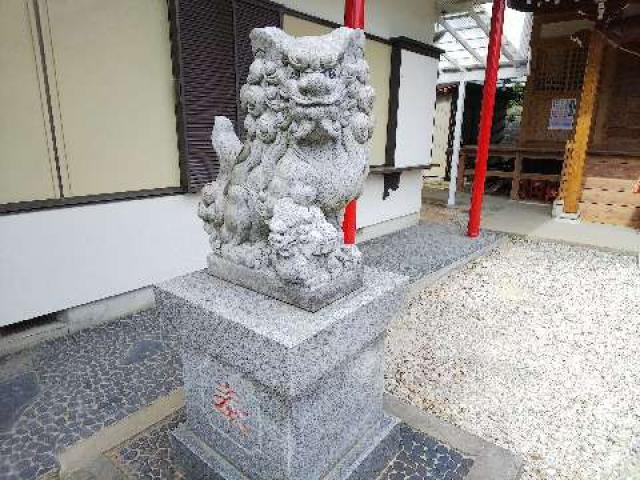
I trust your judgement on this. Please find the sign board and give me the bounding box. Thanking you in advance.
[548,98,577,130]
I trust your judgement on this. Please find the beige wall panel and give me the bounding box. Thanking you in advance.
[430,94,453,178]
[283,15,390,166]
[365,40,391,166]
[283,13,332,37]
[277,0,436,43]
[44,0,180,196]
[0,0,59,204]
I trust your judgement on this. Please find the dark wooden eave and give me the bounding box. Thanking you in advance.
[508,0,640,44]
[508,0,630,17]
[508,0,594,13]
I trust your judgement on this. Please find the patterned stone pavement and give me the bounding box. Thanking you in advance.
[0,305,475,480]
[372,424,473,479]
[107,410,186,480]
[0,311,181,480]
[0,222,495,480]
[107,410,473,480]
[360,222,500,283]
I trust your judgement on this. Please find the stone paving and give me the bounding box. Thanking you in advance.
[106,410,473,480]
[107,410,186,480]
[372,423,473,480]
[0,311,181,480]
[360,223,500,282]
[0,221,496,480]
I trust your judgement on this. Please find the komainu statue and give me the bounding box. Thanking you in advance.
[198,26,374,311]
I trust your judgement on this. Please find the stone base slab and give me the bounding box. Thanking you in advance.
[171,414,398,480]
[155,268,407,397]
[59,394,523,480]
[207,254,363,312]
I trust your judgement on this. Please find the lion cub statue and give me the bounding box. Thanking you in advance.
[198,26,374,308]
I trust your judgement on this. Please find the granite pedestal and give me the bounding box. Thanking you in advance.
[207,254,364,312]
[155,267,408,480]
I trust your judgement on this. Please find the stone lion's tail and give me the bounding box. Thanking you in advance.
[211,116,242,177]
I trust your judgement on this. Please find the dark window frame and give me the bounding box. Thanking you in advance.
[2,0,440,216]
[0,187,184,216]
[1,0,190,216]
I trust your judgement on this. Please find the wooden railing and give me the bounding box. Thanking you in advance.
[456,145,564,200]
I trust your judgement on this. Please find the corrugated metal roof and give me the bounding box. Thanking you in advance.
[436,4,531,73]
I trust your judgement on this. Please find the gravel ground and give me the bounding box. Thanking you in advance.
[386,238,640,480]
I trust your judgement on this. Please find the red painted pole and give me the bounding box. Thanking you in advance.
[467,0,506,238]
[344,0,365,29]
[342,0,365,244]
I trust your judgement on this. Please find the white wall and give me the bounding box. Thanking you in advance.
[274,0,437,43]
[358,171,423,228]
[0,174,422,326]
[0,195,208,327]
[395,50,439,168]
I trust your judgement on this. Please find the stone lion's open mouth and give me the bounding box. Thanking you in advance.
[290,85,345,107]
[290,95,340,106]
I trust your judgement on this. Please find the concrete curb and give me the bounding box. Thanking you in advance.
[1,288,155,358]
[384,394,524,480]
[56,390,184,480]
[485,228,639,256]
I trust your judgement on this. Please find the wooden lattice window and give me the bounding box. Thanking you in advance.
[532,40,588,93]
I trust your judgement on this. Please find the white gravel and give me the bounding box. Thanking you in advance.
[386,238,640,480]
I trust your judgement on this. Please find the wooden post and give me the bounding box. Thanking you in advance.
[561,30,606,214]
[510,152,522,200]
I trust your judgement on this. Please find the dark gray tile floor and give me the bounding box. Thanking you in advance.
[0,221,494,480]
[361,223,499,282]
[107,410,473,480]
[0,312,181,480]
[107,410,186,480]
[369,423,473,479]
